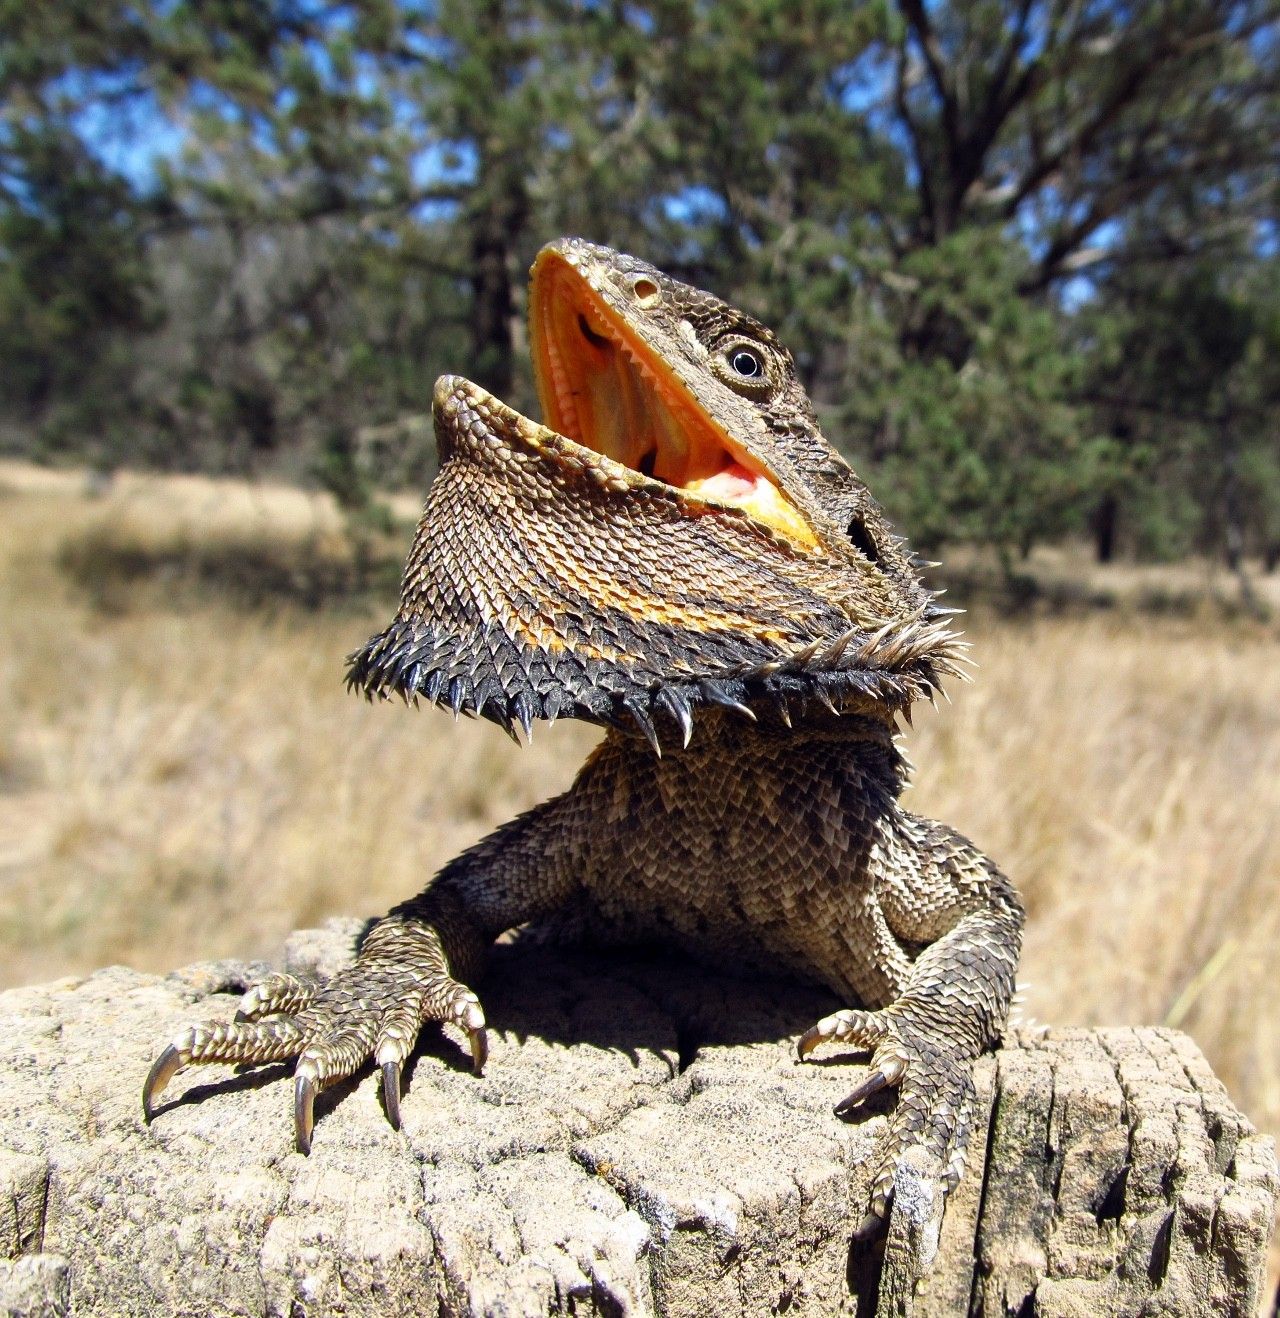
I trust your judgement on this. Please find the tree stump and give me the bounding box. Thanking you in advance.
[0,921,1274,1317]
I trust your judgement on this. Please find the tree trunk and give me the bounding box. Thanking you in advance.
[465,145,529,402]
[877,1027,1279,1317]
[1091,494,1119,564]
[0,928,1275,1317]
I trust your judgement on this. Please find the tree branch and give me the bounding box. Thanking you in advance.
[896,0,961,160]
[1001,22,1229,221]
[893,42,938,242]
[141,183,469,240]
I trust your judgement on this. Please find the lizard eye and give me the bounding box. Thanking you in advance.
[712,339,775,394]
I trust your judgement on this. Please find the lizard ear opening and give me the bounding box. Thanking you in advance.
[847,515,881,565]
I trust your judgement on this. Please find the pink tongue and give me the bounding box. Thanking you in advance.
[689,462,761,501]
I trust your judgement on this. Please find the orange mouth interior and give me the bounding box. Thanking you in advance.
[529,252,817,549]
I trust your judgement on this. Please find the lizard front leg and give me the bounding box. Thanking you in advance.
[798,814,1023,1224]
[143,788,586,1150]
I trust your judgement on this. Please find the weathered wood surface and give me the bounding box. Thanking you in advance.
[0,921,1275,1317]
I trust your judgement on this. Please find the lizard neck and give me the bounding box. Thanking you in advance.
[601,705,911,801]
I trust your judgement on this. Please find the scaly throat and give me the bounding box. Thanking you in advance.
[529,253,817,550]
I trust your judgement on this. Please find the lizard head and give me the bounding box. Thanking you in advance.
[349,238,964,746]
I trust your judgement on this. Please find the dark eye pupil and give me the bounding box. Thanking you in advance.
[730,349,761,377]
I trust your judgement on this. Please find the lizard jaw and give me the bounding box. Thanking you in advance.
[346,242,966,736]
[529,249,818,551]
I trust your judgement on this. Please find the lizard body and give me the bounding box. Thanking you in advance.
[144,239,1024,1221]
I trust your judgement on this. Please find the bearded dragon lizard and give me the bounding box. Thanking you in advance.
[144,239,1024,1225]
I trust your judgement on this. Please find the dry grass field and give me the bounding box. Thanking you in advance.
[2,459,1277,1262]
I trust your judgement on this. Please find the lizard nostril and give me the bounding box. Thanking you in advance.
[632,277,660,308]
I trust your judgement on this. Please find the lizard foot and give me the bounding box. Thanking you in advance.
[143,924,487,1152]
[797,1005,977,1225]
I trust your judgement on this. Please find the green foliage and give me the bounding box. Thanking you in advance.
[840,231,1102,559]
[1,0,1276,569]
[0,8,162,463]
[1084,256,1280,565]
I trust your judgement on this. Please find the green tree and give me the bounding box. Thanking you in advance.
[573,0,1278,561]
[1084,260,1280,592]
[1,0,1276,575]
[0,1,165,458]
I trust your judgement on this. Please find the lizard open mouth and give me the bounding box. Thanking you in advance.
[347,239,961,737]
[528,249,817,550]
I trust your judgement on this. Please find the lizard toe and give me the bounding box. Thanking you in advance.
[235,972,316,1023]
[864,1027,978,1221]
[798,1004,980,1223]
[144,946,490,1152]
[797,1006,889,1061]
[142,1014,305,1118]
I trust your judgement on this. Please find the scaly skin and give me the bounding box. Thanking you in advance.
[144,239,1024,1222]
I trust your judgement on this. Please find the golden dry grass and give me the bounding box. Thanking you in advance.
[0,461,598,989]
[2,461,1277,1243]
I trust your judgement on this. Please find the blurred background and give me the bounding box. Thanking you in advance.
[0,0,1277,1222]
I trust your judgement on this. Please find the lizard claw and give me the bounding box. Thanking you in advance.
[834,1067,891,1115]
[381,1060,403,1130]
[143,1017,303,1122]
[796,1023,826,1061]
[143,925,489,1151]
[799,1003,975,1222]
[469,1022,490,1075]
[853,1209,886,1240]
[142,1042,186,1120]
[294,1067,318,1154]
[469,1025,489,1075]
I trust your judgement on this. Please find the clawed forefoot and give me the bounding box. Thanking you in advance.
[143,954,487,1152]
[798,1004,977,1225]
